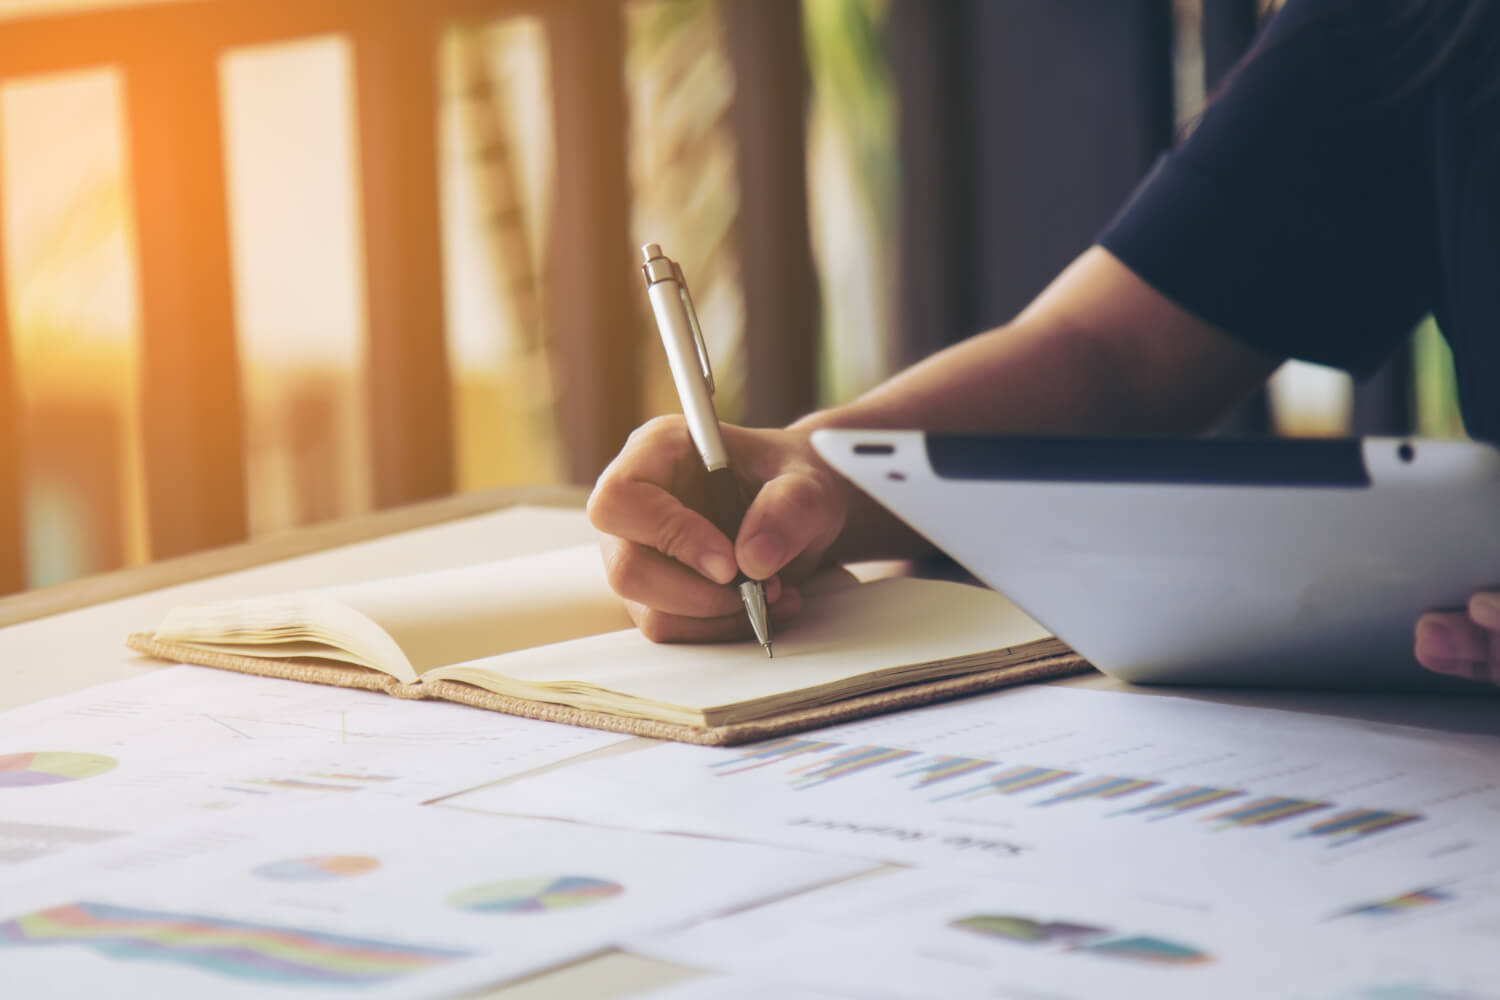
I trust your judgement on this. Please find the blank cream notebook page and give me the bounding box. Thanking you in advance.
[154,544,632,682]
[424,577,1061,726]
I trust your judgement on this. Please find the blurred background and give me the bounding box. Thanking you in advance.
[0,0,1465,593]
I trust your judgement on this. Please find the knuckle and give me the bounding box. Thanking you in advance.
[654,509,704,564]
[628,415,685,451]
[773,474,827,522]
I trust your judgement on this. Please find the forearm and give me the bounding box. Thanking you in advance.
[799,248,1269,437]
[790,319,1139,565]
[799,317,1150,437]
[789,248,1280,564]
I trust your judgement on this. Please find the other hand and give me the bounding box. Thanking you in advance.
[1414,592,1500,685]
[587,415,852,643]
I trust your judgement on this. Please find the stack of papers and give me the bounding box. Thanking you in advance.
[5,647,1500,997]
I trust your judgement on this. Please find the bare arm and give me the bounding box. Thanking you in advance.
[797,246,1282,563]
[807,247,1278,436]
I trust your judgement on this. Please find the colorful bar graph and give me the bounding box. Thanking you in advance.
[0,901,467,985]
[896,755,997,790]
[936,765,1078,802]
[1035,776,1159,807]
[950,914,1212,967]
[951,914,1107,945]
[711,738,840,776]
[790,746,921,788]
[1335,887,1453,920]
[1113,785,1244,819]
[1297,808,1423,847]
[1209,796,1330,829]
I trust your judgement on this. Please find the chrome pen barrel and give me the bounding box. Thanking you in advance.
[640,246,729,471]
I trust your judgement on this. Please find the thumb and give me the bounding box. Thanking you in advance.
[735,471,838,581]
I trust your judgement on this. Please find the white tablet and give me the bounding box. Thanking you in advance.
[811,430,1500,690]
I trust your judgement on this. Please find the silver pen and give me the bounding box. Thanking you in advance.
[639,243,773,657]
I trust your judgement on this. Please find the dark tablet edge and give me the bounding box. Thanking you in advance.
[920,434,1371,487]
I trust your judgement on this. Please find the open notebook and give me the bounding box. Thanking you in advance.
[128,544,1087,745]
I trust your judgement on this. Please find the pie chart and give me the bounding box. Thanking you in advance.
[0,752,117,788]
[449,875,624,914]
[253,855,381,882]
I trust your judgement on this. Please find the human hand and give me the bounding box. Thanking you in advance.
[1414,593,1500,685]
[587,415,853,643]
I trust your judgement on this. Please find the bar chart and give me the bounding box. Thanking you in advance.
[708,737,1426,849]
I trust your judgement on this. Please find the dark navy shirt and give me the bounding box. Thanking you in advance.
[1101,0,1500,442]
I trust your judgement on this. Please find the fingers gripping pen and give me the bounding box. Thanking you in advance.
[639,243,773,657]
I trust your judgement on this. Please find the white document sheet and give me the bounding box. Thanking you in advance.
[458,687,1500,917]
[632,975,876,1000]
[631,867,1500,1000]
[0,821,120,866]
[0,667,627,844]
[0,801,872,999]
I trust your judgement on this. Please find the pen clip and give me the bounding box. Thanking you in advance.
[671,260,715,398]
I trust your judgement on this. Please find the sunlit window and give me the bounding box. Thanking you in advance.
[438,17,562,492]
[2,68,143,586]
[220,36,371,536]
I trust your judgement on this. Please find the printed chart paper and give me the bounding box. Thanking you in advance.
[0,666,628,844]
[631,868,1500,1000]
[631,975,874,1000]
[0,801,872,999]
[460,687,1500,917]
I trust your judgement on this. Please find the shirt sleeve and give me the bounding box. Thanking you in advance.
[1099,0,1440,376]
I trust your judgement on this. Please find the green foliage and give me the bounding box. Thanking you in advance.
[801,0,897,229]
[1411,316,1466,439]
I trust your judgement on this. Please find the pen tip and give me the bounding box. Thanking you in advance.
[765,643,774,659]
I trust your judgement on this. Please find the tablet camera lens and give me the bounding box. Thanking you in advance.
[1397,442,1415,463]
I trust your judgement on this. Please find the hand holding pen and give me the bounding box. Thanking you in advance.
[586,245,856,648]
[639,243,773,656]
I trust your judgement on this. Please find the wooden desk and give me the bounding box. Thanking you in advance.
[4,487,1496,998]
[0,486,590,631]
